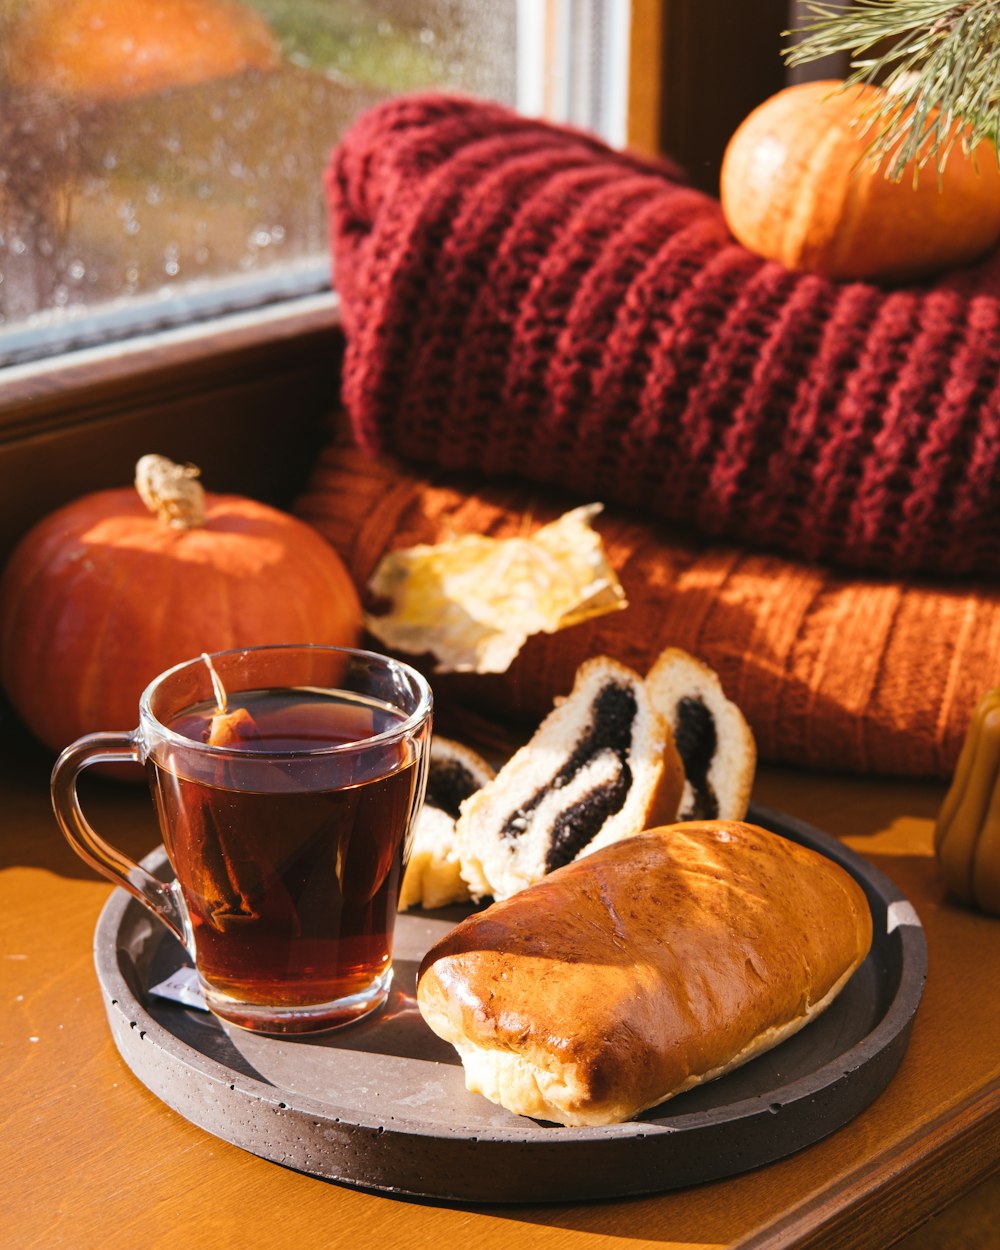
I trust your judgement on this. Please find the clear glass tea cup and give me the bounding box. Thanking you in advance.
[51,644,432,1034]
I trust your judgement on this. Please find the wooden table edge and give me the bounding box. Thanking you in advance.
[737,1078,1000,1249]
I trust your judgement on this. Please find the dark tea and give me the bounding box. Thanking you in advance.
[148,686,418,1028]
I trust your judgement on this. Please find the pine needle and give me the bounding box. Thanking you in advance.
[784,1,1000,179]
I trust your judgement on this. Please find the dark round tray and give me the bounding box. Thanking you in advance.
[93,803,927,1203]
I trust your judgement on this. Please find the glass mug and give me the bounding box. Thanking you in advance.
[51,644,432,1034]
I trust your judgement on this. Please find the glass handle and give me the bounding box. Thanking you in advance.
[50,732,189,949]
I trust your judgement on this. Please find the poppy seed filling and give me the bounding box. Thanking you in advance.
[500,682,637,871]
[674,695,719,820]
[426,758,481,820]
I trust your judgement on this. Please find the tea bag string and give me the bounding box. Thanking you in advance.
[202,651,228,715]
[195,653,266,928]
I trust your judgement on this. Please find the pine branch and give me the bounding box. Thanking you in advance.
[784,1,1000,178]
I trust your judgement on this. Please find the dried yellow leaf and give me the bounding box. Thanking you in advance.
[365,504,626,673]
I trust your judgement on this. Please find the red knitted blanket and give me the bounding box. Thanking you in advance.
[327,93,1000,580]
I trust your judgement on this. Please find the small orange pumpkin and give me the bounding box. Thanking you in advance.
[0,456,363,757]
[720,80,1000,282]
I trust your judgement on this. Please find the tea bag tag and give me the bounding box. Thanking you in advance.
[149,965,208,1011]
[201,652,261,747]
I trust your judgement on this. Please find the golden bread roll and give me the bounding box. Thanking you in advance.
[417,820,873,1127]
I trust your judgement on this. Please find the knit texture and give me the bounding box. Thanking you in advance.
[327,93,1000,581]
[296,437,1000,780]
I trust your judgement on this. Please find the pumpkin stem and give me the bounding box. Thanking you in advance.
[135,454,206,529]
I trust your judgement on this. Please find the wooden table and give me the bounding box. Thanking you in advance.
[2,719,998,1250]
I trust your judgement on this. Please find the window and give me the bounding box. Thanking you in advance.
[0,0,641,368]
[0,1,521,364]
[0,1,806,566]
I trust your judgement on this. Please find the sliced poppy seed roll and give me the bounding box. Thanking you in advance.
[456,658,685,901]
[646,647,756,822]
[399,736,496,911]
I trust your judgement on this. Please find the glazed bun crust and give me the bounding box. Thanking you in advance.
[417,820,873,1126]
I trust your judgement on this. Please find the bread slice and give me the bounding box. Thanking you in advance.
[399,737,495,911]
[645,647,756,821]
[455,657,684,901]
[418,820,873,1127]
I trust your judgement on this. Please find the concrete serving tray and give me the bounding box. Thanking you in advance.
[93,803,927,1203]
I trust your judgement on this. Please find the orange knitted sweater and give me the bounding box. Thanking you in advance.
[297,438,1000,780]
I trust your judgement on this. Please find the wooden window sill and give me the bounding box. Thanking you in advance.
[0,294,345,562]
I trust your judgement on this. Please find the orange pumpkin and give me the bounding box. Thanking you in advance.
[0,456,363,757]
[720,80,1000,282]
[6,0,281,101]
